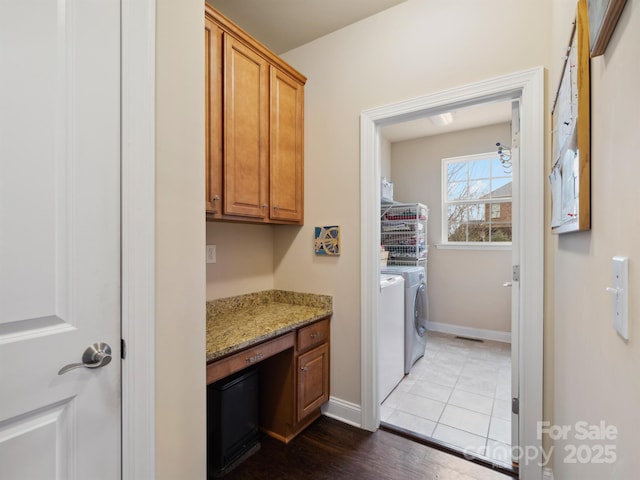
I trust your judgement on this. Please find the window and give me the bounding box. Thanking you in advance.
[442,152,512,244]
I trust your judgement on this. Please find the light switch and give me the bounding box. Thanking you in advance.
[606,256,628,340]
[206,245,217,264]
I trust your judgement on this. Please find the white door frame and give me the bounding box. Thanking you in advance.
[360,67,544,480]
[121,1,156,479]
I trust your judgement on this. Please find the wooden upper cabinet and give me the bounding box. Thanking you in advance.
[205,16,223,217]
[270,67,304,223]
[223,36,269,220]
[204,5,306,225]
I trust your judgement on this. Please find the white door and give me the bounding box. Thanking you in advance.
[510,99,521,461]
[0,1,121,478]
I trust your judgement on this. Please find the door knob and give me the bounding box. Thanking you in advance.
[503,282,513,287]
[58,342,112,375]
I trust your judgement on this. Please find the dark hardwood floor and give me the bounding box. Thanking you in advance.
[220,416,516,480]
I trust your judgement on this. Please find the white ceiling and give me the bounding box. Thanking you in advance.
[206,0,407,54]
[205,0,513,142]
[380,101,513,143]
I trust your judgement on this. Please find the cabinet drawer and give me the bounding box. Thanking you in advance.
[297,318,330,352]
[207,332,294,384]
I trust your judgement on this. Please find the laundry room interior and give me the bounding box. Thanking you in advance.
[377,99,516,467]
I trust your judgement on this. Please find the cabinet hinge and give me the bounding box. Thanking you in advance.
[121,338,127,360]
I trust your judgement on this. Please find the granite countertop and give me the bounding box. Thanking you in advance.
[206,290,332,364]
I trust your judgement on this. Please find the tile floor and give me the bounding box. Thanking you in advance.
[380,331,513,466]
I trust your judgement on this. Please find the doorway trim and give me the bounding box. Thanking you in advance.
[122,1,156,479]
[360,67,544,479]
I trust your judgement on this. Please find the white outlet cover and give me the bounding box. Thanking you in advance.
[206,245,217,264]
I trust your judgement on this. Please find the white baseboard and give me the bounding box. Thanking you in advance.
[427,321,511,343]
[322,396,362,428]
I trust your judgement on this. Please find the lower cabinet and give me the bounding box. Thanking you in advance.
[259,317,330,443]
[297,343,329,422]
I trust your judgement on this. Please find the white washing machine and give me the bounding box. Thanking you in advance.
[381,265,428,374]
[379,274,404,402]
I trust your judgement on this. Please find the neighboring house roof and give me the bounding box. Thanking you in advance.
[480,181,512,199]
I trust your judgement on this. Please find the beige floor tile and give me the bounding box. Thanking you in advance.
[393,391,446,422]
[416,367,459,388]
[492,398,512,420]
[455,374,497,398]
[448,389,494,415]
[380,404,394,422]
[485,439,513,466]
[439,404,491,437]
[396,379,415,392]
[432,424,487,457]
[494,381,512,400]
[386,410,437,438]
[409,379,453,403]
[383,332,514,459]
[488,416,512,444]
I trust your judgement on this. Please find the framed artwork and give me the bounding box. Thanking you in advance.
[314,226,340,256]
[587,0,628,56]
[550,0,591,234]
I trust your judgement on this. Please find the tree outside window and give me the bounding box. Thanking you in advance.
[443,153,512,244]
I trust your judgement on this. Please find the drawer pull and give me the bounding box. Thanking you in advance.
[310,332,323,339]
[246,352,264,364]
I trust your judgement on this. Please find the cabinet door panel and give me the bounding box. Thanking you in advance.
[224,35,269,219]
[205,18,223,215]
[297,343,329,421]
[270,67,304,223]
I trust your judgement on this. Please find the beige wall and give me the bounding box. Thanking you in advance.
[549,0,640,478]
[390,123,512,333]
[156,0,206,478]
[380,136,391,180]
[206,223,276,300]
[279,0,551,406]
[428,250,511,332]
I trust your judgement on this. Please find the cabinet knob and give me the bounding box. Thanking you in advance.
[301,366,308,371]
[213,195,220,201]
[262,203,268,209]
[274,205,279,209]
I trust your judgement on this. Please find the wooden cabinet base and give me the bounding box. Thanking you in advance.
[207,317,330,444]
[261,409,322,444]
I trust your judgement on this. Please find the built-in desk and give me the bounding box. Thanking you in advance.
[206,290,332,443]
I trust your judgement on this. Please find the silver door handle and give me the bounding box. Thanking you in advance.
[503,282,513,287]
[58,342,112,375]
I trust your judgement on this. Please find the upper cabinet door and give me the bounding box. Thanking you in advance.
[223,35,269,219]
[205,5,306,224]
[270,66,304,223]
[205,17,223,216]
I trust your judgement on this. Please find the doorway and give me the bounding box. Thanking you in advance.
[378,105,516,468]
[360,68,544,480]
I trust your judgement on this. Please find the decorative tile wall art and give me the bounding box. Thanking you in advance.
[314,226,340,256]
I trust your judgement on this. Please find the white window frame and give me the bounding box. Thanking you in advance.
[441,152,512,246]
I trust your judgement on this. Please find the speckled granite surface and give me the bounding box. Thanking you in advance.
[206,290,332,363]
